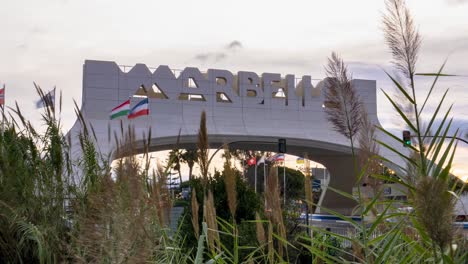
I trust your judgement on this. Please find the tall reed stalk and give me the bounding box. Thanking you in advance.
[381,0,462,260]
[264,167,287,260]
[302,0,467,263]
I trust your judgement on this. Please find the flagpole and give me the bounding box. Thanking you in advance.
[143,86,150,145]
[1,84,4,133]
[264,161,266,193]
[242,155,245,181]
[0,103,3,132]
[1,105,3,133]
[146,94,150,143]
[264,162,267,208]
[283,160,286,205]
[254,160,257,193]
[276,165,279,197]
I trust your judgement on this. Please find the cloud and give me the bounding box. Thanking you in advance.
[194,53,209,62]
[214,52,226,62]
[16,43,27,50]
[30,26,47,35]
[193,40,243,64]
[193,52,227,63]
[226,40,243,51]
[446,0,468,4]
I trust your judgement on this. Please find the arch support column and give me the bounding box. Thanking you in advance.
[316,155,357,215]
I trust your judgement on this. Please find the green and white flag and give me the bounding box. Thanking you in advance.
[110,99,130,119]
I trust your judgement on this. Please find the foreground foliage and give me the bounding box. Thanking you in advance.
[1,0,467,263]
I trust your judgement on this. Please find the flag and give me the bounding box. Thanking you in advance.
[268,153,285,162]
[110,99,130,119]
[0,85,4,105]
[257,155,266,165]
[247,157,256,166]
[296,157,304,164]
[274,154,285,162]
[128,98,149,119]
[36,88,55,109]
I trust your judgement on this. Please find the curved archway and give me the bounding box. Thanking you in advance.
[67,60,407,214]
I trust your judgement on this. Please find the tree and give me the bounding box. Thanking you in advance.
[245,165,305,200]
[278,167,305,201]
[178,169,263,255]
[181,149,197,181]
[169,149,183,190]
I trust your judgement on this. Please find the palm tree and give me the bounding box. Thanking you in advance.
[181,149,197,181]
[169,149,183,190]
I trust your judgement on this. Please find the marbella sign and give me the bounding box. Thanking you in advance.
[143,65,323,107]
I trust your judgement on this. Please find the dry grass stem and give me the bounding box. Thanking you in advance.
[303,154,313,211]
[191,188,200,239]
[223,147,237,219]
[197,111,210,188]
[324,52,364,141]
[413,176,455,250]
[255,212,266,245]
[264,167,286,257]
[150,169,164,226]
[267,221,274,264]
[203,190,220,252]
[358,110,382,195]
[383,0,421,81]
[73,153,161,262]
[383,0,420,132]
[155,162,172,226]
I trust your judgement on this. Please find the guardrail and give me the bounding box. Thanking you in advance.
[299,214,468,248]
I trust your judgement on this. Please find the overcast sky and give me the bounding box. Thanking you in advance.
[1,0,467,179]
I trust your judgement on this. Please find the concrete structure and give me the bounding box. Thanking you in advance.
[68,60,405,214]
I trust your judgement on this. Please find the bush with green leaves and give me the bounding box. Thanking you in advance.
[178,170,263,257]
[0,93,70,263]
